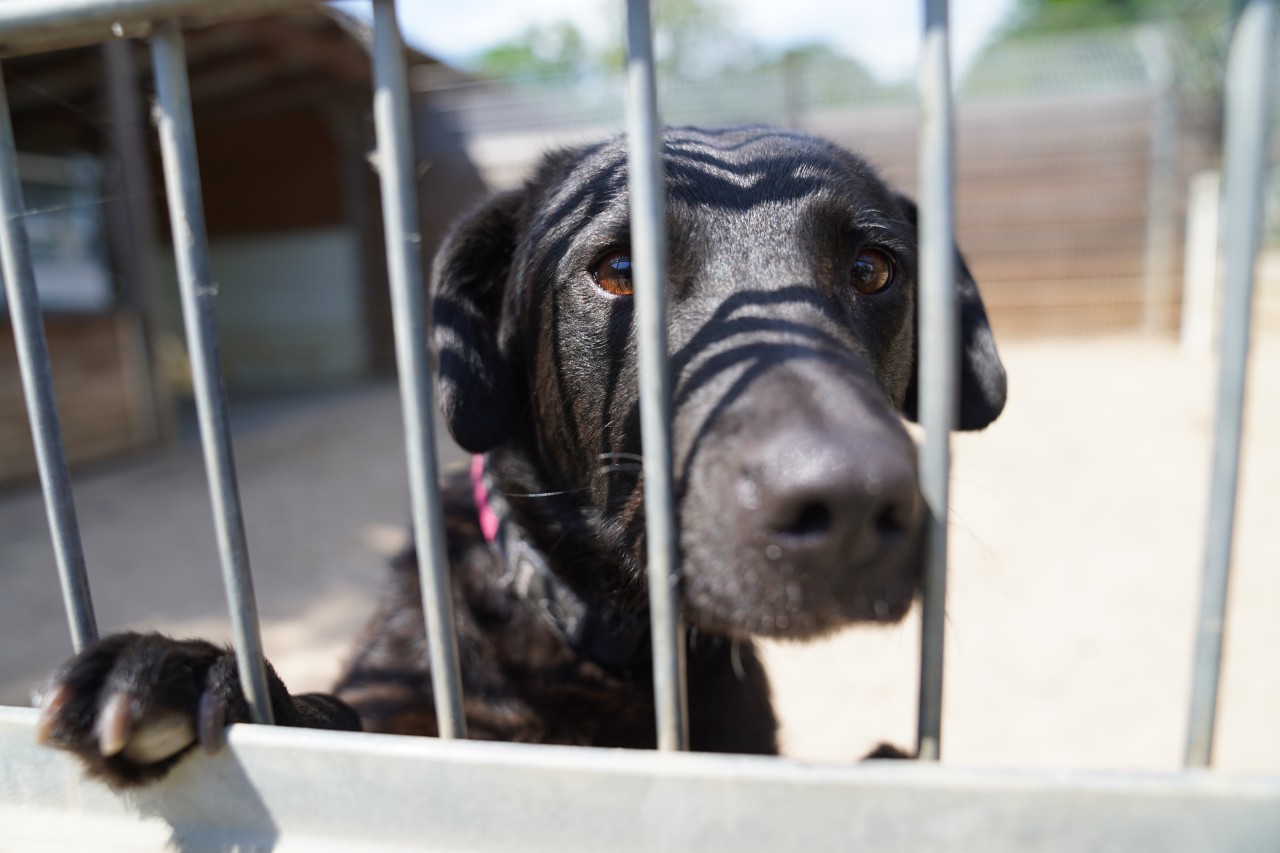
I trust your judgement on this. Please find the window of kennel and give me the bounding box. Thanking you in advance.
[0,0,1276,850]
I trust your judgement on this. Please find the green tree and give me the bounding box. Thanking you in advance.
[1002,0,1233,37]
[650,0,758,78]
[476,21,590,81]
[474,0,763,82]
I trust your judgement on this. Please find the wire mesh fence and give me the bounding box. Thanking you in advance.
[417,22,1280,338]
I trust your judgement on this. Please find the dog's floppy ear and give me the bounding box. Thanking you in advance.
[897,196,1007,431]
[430,190,524,452]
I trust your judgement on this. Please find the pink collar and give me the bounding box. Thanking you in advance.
[467,452,651,669]
[470,455,500,543]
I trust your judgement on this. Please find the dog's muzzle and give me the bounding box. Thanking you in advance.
[677,363,925,639]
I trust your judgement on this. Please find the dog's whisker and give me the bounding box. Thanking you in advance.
[499,487,592,499]
[946,504,999,578]
[598,452,645,463]
[945,504,974,537]
[948,475,1012,509]
[597,464,642,476]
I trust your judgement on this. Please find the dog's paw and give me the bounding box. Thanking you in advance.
[35,631,253,788]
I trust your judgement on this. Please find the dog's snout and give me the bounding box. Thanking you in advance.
[752,431,922,567]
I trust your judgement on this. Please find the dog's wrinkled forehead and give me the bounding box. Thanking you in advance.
[524,127,907,248]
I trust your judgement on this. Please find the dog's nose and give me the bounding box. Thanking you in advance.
[751,432,922,566]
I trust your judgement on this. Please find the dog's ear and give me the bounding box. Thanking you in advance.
[897,196,1007,431]
[431,190,524,452]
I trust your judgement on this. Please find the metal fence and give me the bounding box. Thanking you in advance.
[420,22,1280,338]
[0,0,1277,849]
[414,25,1182,137]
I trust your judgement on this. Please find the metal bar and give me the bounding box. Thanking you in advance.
[5,706,1280,853]
[1136,27,1180,335]
[1185,0,1275,769]
[370,0,467,740]
[149,20,273,726]
[0,71,98,652]
[0,0,318,57]
[624,0,689,752]
[915,0,957,763]
[103,38,173,446]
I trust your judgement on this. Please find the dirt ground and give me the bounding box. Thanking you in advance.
[1,333,1276,775]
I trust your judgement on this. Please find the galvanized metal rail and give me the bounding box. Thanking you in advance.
[0,73,97,652]
[0,0,320,57]
[915,0,957,762]
[3,705,1279,853]
[625,0,690,753]
[1185,0,1276,769]
[149,17,274,725]
[369,0,467,740]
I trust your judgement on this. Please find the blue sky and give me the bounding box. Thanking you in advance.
[353,1,1019,81]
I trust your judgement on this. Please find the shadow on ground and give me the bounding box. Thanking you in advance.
[0,381,466,703]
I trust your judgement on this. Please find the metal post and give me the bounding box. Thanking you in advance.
[370,0,467,740]
[1137,28,1180,335]
[149,20,273,726]
[103,38,172,445]
[1185,0,1275,769]
[625,0,689,752]
[916,0,957,763]
[1180,171,1222,354]
[0,71,97,652]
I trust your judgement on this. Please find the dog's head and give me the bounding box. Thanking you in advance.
[432,127,1005,640]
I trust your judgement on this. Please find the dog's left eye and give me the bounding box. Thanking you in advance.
[591,250,633,296]
[851,249,894,295]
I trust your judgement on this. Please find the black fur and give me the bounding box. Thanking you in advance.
[39,127,1004,787]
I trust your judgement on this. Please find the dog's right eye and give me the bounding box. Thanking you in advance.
[851,248,895,295]
[591,250,633,296]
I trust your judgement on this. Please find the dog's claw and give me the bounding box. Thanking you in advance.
[198,688,227,754]
[34,682,70,745]
[122,711,197,764]
[97,692,132,757]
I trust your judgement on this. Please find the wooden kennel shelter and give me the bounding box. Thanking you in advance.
[0,6,484,489]
[0,0,1277,849]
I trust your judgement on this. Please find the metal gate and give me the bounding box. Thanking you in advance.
[0,1,1277,850]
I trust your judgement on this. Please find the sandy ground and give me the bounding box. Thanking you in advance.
[1,334,1276,775]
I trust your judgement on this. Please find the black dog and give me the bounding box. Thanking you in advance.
[37,127,1005,787]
